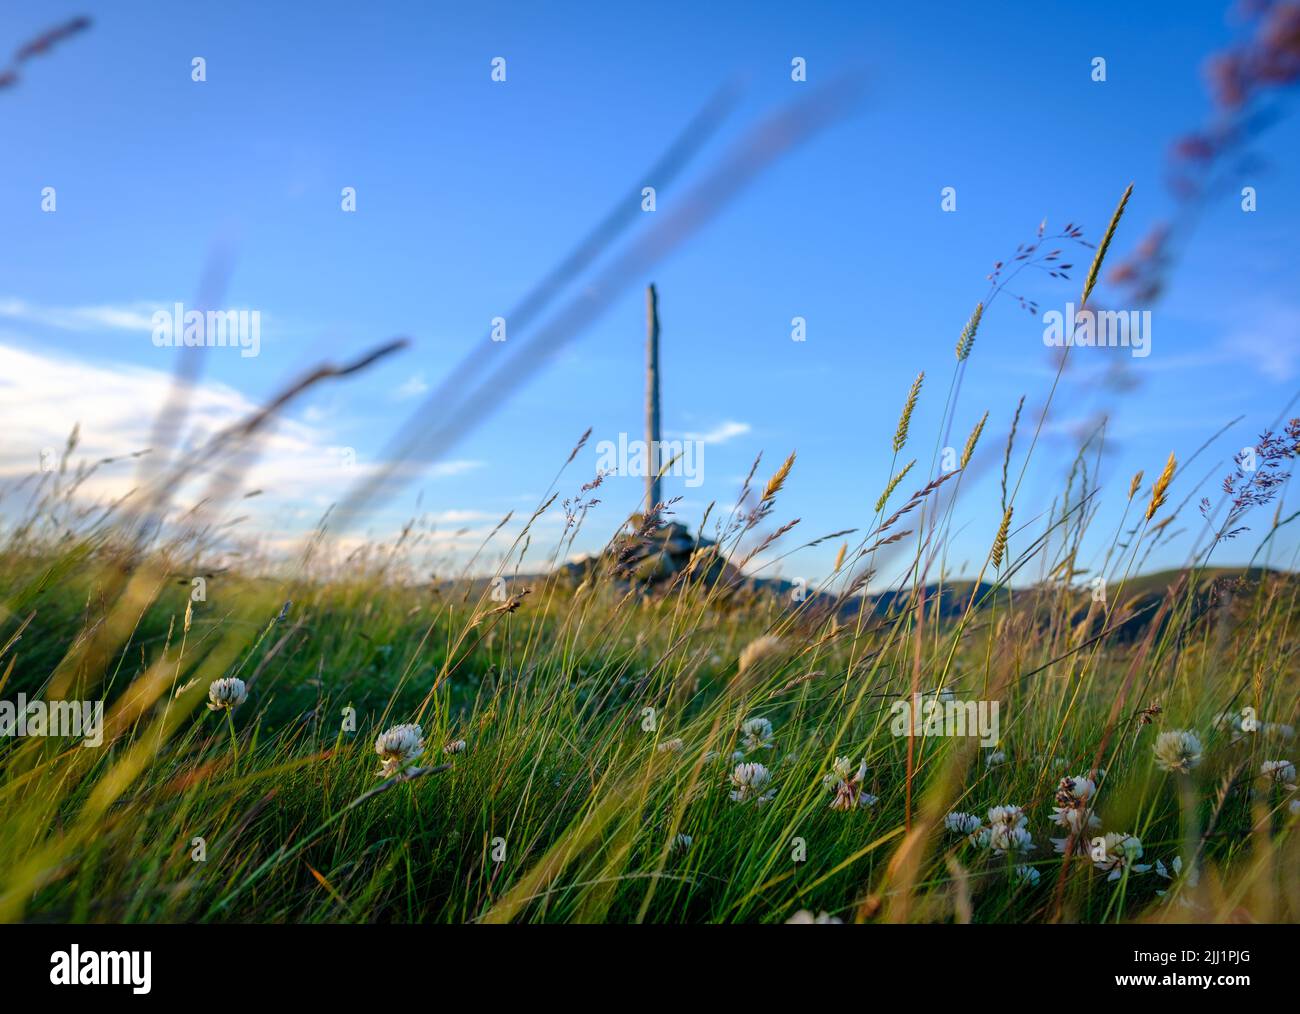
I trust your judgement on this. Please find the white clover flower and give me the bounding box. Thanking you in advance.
[983,825,1035,856]
[1092,832,1151,881]
[443,739,467,755]
[1260,759,1296,787]
[986,805,1027,830]
[1214,709,1264,745]
[730,750,746,763]
[1153,730,1202,774]
[1014,864,1041,886]
[1214,711,1293,745]
[656,737,685,754]
[1050,775,1101,834]
[1290,799,1300,816]
[944,811,983,835]
[984,749,1007,767]
[671,833,693,852]
[977,805,1034,855]
[786,909,843,924]
[740,716,775,753]
[375,722,425,777]
[206,677,247,711]
[1154,854,1200,904]
[821,755,856,790]
[728,762,775,804]
[821,757,876,811]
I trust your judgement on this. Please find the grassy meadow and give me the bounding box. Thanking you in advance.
[1,191,1298,927]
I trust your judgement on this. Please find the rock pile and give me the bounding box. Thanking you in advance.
[562,521,740,588]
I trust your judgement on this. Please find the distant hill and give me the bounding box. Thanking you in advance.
[449,559,1291,641]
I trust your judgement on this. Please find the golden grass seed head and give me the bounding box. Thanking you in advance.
[960,411,989,470]
[991,505,1013,567]
[1145,452,1176,521]
[874,458,916,513]
[893,372,924,453]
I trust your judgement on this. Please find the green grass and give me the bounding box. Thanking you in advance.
[0,474,1296,923]
[1,182,1296,924]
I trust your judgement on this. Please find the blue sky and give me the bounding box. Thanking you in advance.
[1,1,1297,583]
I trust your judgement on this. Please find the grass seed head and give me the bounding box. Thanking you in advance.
[892,372,924,453]
[1146,452,1177,521]
[960,411,989,470]
[956,301,983,361]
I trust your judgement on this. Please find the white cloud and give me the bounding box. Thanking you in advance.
[395,372,429,399]
[425,460,485,478]
[672,420,751,444]
[0,297,162,333]
[0,341,486,540]
[427,508,496,523]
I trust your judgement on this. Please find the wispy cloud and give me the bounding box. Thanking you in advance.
[0,296,162,332]
[1220,299,1300,381]
[425,460,485,479]
[672,420,751,444]
[427,508,496,523]
[0,342,484,524]
[395,372,429,399]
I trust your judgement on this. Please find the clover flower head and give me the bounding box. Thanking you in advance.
[786,909,843,924]
[1260,759,1296,787]
[986,805,1027,831]
[1213,709,1256,744]
[740,717,775,752]
[944,811,983,835]
[206,677,247,711]
[972,805,1033,855]
[984,749,1007,767]
[1092,831,1152,881]
[1050,774,1102,833]
[1154,854,1200,904]
[375,722,425,777]
[982,824,1035,855]
[728,762,775,804]
[821,757,875,811]
[1014,864,1041,886]
[1153,729,1202,774]
[656,737,685,754]
[822,755,858,788]
[443,739,467,754]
